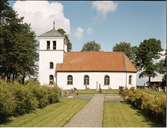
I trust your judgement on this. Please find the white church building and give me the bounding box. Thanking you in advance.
[38,27,137,90]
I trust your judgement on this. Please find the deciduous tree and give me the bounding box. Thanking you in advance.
[138,38,162,84]
[57,28,72,52]
[81,41,101,51]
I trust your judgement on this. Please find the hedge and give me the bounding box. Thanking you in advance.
[0,80,60,122]
[120,88,166,125]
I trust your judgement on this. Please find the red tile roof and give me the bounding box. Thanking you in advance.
[56,51,137,72]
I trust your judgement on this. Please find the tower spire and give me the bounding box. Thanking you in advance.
[53,21,55,29]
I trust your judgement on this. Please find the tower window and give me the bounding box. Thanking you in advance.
[104,75,110,85]
[53,41,56,50]
[47,41,50,50]
[129,75,132,85]
[49,75,54,85]
[84,75,89,85]
[50,62,54,69]
[67,75,73,85]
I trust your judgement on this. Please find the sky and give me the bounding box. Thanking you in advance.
[9,1,166,51]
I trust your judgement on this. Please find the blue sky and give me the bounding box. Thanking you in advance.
[10,1,166,51]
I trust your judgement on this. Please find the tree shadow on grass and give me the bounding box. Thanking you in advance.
[127,103,166,127]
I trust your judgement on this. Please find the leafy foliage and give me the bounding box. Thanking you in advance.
[113,42,140,67]
[120,88,166,125]
[0,81,16,122]
[57,28,72,52]
[137,39,162,83]
[113,42,133,59]
[81,40,101,51]
[0,80,60,122]
[0,0,38,83]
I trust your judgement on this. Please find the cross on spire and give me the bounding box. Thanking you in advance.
[53,21,55,29]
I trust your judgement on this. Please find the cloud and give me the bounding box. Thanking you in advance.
[13,1,70,35]
[92,1,118,17]
[74,27,84,40]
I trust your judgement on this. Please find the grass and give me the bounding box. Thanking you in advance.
[1,98,88,127]
[78,89,119,94]
[102,89,119,94]
[103,102,156,127]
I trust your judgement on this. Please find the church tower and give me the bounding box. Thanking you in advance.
[38,23,67,85]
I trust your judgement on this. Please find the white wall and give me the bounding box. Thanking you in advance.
[56,72,136,90]
[39,37,65,51]
[38,37,65,85]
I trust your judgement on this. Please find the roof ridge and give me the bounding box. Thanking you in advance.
[38,28,64,37]
[65,51,124,53]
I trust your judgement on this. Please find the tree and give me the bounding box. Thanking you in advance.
[113,42,133,59]
[0,0,38,84]
[57,28,72,52]
[113,42,140,67]
[81,41,101,51]
[138,38,162,85]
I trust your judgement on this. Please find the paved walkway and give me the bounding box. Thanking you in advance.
[65,94,104,127]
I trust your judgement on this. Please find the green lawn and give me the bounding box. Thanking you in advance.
[103,102,156,127]
[78,89,119,94]
[102,89,119,94]
[1,98,88,127]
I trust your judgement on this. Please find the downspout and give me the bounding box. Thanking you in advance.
[122,53,128,88]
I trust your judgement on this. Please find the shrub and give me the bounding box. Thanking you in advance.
[26,84,49,108]
[11,83,38,115]
[0,81,16,122]
[120,88,166,125]
[47,87,59,104]
[0,80,60,122]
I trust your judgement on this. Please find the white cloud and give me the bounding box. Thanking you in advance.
[74,27,84,40]
[92,1,118,17]
[13,1,70,35]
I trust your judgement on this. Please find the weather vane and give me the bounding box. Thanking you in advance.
[53,21,55,29]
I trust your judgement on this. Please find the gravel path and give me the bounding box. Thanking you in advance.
[65,94,104,127]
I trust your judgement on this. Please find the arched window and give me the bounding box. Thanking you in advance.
[129,75,132,85]
[49,75,54,85]
[67,75,73,85]
[50,62,54,69]
[84,75,89,85]
[53,41,56,50]
[104,75,110,85]
[47,41,50,50]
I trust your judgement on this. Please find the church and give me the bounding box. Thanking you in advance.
[38,27,137,90]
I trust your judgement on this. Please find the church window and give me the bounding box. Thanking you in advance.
[84,75,89,85]
[49,75,54,85]
[67,75,73,85]
[47,41,50,50]
[53,41,56,50]
[129,75,132,85]
[104,75,110,85]
[50,62,54,69]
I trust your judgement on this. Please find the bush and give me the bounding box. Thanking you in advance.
[47,87,60,104]
[11,83,38,115]
[0,81,16,121]
[0,80,60,122]
[120,88,166,125]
